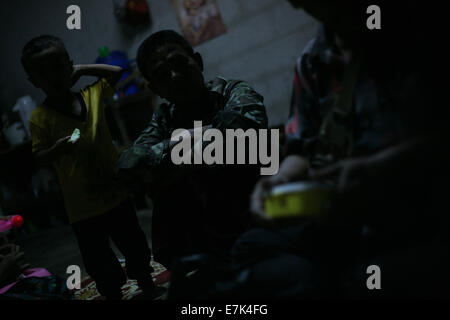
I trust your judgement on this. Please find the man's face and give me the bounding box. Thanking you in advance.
[27,47,73,98]
[145,43,205,105]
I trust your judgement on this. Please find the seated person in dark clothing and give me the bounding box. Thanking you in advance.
[246,0,450,298]
[169,1,449,299]
[117,30,269,269]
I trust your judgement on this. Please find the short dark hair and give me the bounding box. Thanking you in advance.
[137,30,194,80]
[21,35,68,75]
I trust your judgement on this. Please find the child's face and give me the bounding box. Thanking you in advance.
[145,43,205,106]
[27,47,73,98]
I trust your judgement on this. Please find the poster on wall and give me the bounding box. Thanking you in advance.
[172,0,227,46]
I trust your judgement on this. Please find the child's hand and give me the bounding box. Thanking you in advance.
[52,135,75,155]
[0,244,19,256]
[35,135,79,165]
[0,244,30,284]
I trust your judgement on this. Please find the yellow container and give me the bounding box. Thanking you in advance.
[264,182,334,219]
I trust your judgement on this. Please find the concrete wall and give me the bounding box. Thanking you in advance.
[131,0,319,125]
[0,0,319,126]
[0,0,134,114]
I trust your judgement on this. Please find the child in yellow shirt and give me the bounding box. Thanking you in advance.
[23,35,163,299]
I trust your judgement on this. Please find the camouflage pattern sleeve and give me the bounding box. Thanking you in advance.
[116,106,171,170]
[212,80,268,131]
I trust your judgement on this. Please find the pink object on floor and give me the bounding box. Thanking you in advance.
[0,215,24,233]
[0,268,51,294]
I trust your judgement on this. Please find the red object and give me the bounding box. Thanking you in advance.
[12,215,24,227]
[126,0,150,26]
[0,215,24,232]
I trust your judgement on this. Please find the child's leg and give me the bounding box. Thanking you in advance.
[108,199,155,290]
[72,215,127,299]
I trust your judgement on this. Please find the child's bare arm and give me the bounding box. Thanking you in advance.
[34,136,74,166]
[71,64,124,89]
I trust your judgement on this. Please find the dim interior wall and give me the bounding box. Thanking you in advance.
[0,0,134,115]
[1,0,318,127]
[130,0,319,126]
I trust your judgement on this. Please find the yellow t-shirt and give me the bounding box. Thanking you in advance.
[29,78,128,224]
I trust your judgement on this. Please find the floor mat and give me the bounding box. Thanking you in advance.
[74,260,170,300]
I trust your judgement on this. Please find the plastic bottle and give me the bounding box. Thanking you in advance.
[13,95,37,138]
[0,215,24,233]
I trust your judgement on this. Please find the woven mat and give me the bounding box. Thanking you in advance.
[74,260,170,300]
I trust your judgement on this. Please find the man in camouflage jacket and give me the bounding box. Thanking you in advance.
[116,30,268,268]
